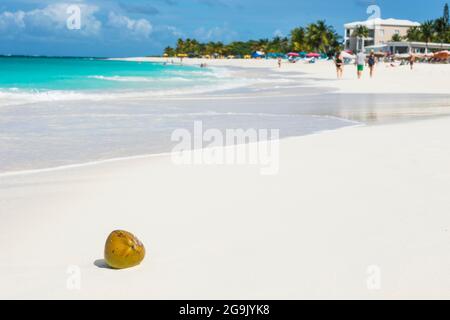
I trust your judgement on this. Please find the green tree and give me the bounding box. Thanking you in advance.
[175,38,185,54]
[406,26,422,41]
[267,36,290,53]
[444,3,449,26]
[326,27,342,54]
[434,17,448,44]
[352,25,369,52]
[420,20,436,52]
[255,38,270,53]
[391,33,402,42]
[290,27,306,51]
[163,46,176,57]
[305,20,333,52]
[304,20,338,53]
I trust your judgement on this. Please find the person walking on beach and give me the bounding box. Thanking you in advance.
[368,51,376,78]
[409,55,415,70]
[278,57,282,68]
[335,51,344,79]
[356,50,366,79]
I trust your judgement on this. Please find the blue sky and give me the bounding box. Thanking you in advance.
[0,0,448,57]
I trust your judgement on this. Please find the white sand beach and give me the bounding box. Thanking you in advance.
[120,57,450,94]
[1,58,449,299]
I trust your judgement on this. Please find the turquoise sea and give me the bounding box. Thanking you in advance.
[0,56,231,103]
[0,56,367,174]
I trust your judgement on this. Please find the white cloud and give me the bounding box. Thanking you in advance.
[107,12,152,39]
[0,11,26,31]
[273,29,285,38]
[166,26,184,37]
[0,3,101,37]
[193,25,237,42]
[0,4,153,41]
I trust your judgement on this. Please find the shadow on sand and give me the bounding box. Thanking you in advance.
[94,259,113,269]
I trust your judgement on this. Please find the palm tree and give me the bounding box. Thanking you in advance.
[391,34,402,42]
[256,39,270,53]
[175,38,185,54]
[420,20,436,53]
[268,36,282,53]
[279,37,290,53]
[305,23,318,51]
[444,3,449,26]
[163,46,175,57]
[326,27,342,54]
[406,26,422,41]
[434,17,448,45]
[352,25,369,52]
[290,27,306,51]
[305,20,337,52]
[315,20,331,52]
[213,42,225,57]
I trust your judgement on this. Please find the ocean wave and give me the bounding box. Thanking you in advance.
[88,75,193,82]
[0,65,301,107]
[0,78,255,107]
[165,67,231,78]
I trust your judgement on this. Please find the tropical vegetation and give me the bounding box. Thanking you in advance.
[404,3,450,46]
[164,3,450,57]
[352,25,369,51]
[163,20,341,57]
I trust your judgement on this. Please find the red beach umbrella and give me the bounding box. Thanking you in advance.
[287,52,300,57]
[306,52,320,58]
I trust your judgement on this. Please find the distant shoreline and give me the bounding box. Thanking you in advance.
[115,56,450,95]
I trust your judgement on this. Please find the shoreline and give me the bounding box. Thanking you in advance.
[1,58,449,175]
[0,118,364,178]
[117,57,450,95]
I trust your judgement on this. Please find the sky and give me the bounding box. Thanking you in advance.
[0,0,448,57]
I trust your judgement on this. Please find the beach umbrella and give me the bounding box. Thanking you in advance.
[252,51,265,58]
[163,53,169,57]
[287,52,300,57]
[415,52,433,59]
[306,52,320,58]
[268,53,283,58]
[394,53,411,60]
[434,50,450,59]
[373,52,386,57]
[341,51,356,59]
[177,53,188,57]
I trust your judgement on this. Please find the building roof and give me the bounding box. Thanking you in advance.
[387,41,450,48]
[344,18,420,28]
[366,41,450,50]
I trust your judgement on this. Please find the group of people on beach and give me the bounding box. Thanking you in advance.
[334,50,377,80]
[334,49,417,79]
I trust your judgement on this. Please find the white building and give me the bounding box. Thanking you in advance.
[344,18,420,52]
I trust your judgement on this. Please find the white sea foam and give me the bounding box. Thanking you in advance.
[0,73,256,107]
[88,75,193,82]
